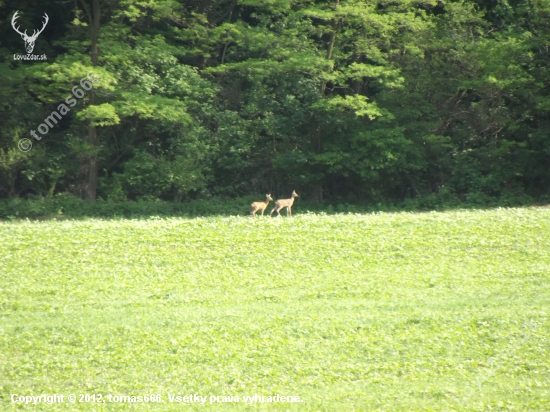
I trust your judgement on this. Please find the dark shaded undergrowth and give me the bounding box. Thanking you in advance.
[1,193,548,220]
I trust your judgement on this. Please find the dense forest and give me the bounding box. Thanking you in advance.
[1,0,549,208]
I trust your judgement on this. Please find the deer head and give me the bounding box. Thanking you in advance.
[12,11,49,54]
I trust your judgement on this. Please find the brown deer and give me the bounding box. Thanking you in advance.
[270,190,299,217]
[251,194,273,216]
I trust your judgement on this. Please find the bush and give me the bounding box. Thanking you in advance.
[0,191,547,220]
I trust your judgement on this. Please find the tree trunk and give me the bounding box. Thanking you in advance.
[311,182,324,202]
[314,2,339,203]
[80,0,100,200]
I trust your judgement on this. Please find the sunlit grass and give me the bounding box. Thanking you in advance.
[1,208,549,410]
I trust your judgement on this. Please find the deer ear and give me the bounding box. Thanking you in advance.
[20,34,26,40]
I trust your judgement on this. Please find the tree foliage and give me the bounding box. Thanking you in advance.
[0,0,548,204]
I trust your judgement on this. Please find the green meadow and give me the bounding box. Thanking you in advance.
[1,208,549,411]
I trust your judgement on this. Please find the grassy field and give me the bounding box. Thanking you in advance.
[1,208,549,411]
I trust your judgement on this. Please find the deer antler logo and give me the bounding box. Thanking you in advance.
[11,11,49,54]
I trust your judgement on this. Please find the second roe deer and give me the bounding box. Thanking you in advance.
[270,190,299,217]
[251,194,273,216]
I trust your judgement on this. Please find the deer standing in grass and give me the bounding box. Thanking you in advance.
[270,190,299,217]
[251,194,273,216]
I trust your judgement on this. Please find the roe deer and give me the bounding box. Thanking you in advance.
[251,194,273,216]
[270,190,299,217]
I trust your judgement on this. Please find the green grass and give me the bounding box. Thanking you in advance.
[1,208,549,411]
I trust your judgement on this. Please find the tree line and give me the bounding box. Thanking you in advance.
[0,0,549,207]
